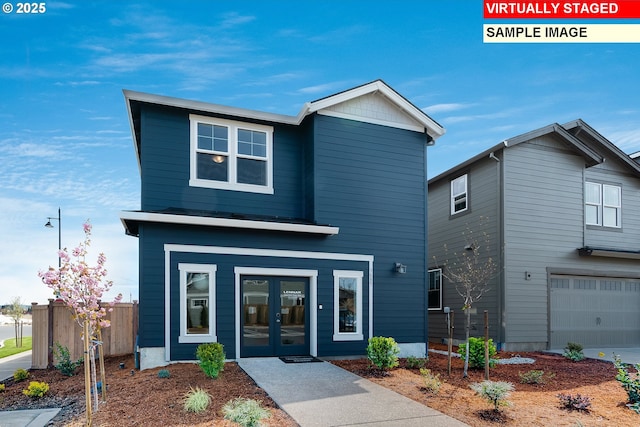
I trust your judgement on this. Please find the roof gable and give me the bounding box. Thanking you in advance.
[312,91,426,133]
[305,80,445,138]
[429,120,639,184]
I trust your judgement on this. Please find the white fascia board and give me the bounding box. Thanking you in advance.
[120,211,339,235]
[123,90,300,125]
[123,91,142,175]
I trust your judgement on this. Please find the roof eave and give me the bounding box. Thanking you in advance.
[564,119,640,176]
[119,211,340,236]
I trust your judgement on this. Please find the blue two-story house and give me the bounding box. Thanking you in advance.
[120,80,445,369]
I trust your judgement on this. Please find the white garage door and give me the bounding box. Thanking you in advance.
[550,275,640,348]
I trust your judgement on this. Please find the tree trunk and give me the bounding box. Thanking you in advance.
[463,307,471,377]
[83,320,92,426]
[98,329,106,402]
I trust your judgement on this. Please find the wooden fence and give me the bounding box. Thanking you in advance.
[31,300,138,369]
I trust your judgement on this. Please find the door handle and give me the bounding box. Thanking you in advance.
[275,312,281,323]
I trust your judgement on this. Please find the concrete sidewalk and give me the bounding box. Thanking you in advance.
[239,357,469,427]
[0,351,32,382]
[0,351,61,427]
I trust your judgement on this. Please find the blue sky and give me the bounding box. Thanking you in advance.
[2,1,639,306]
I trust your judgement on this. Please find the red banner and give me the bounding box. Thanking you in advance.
[484,1,640,19]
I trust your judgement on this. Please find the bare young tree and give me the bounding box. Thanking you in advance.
[7,296,24,347]
[436,217,498,377]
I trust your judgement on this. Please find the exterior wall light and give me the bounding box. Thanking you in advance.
[394,263,407,274]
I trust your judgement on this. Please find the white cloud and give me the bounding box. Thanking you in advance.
[219,12,256,29]
[297,81,350,95]
[423,103,473,114]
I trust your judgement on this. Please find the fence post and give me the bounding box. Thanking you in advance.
[47,298,54,368]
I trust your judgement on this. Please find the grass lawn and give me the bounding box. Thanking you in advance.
[0,336,32,358]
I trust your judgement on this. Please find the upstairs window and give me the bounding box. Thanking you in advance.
[190,115,273,194]
[585,182,621,228]
[451,174,468,214]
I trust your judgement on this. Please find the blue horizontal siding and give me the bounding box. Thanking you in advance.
[140,105,305,219]
[312,115,428,342]
[136,110,430,357]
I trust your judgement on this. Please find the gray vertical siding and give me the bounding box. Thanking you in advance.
[427,155,501,344]
[429,130,640,351]
[502,138,586,344]
[503,136,640,348]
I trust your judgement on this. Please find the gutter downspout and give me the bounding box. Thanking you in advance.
[424,131,431,355]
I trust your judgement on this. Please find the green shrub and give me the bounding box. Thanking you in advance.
[13,368,29,382]
[222,398,271,427]
[23,381,49,398]
[183,387,211,413]
[406,356,427,369]
[158,369,171,379]
[458,337,498,369]
[366,336,400,370]
[614,354,640,413]
[566,342,583,352]
[470,380,514,411]
[0,383,5,392]
[419,368,442,395]
[52,342,82,376]
[196,343,226,379]
[563,342,585,362]
[519,369,554,384]
[557,393,591,412]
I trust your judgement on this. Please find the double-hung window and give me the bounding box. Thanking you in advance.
[451,174,468,214]
[178,263,217,343]
[428,268,442,310]
[333,270,364,341]
[585,182,621,228]
[190,115,273,194]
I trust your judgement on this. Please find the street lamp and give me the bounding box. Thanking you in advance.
[45,207,61,268]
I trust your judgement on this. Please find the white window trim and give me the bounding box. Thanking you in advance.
[189,114,274,194]
[333,270,364,341]
[428,268,442,311]
[585,182,621,228]
[451,174,468,215]
[178,263,217,344]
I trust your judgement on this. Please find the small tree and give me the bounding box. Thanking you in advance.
[7,296,24,348]
[435,216,498,377]
[39,221,122,425]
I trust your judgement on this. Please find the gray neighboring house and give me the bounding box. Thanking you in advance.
[428,119,640,351]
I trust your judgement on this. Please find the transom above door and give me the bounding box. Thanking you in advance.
[241,276,309,357]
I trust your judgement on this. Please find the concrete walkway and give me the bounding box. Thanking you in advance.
[0,409,61,427]
[239,357,469,427]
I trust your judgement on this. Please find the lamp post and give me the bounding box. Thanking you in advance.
[45,207,61,268]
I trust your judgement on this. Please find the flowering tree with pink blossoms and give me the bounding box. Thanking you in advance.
[39,221,122,425]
